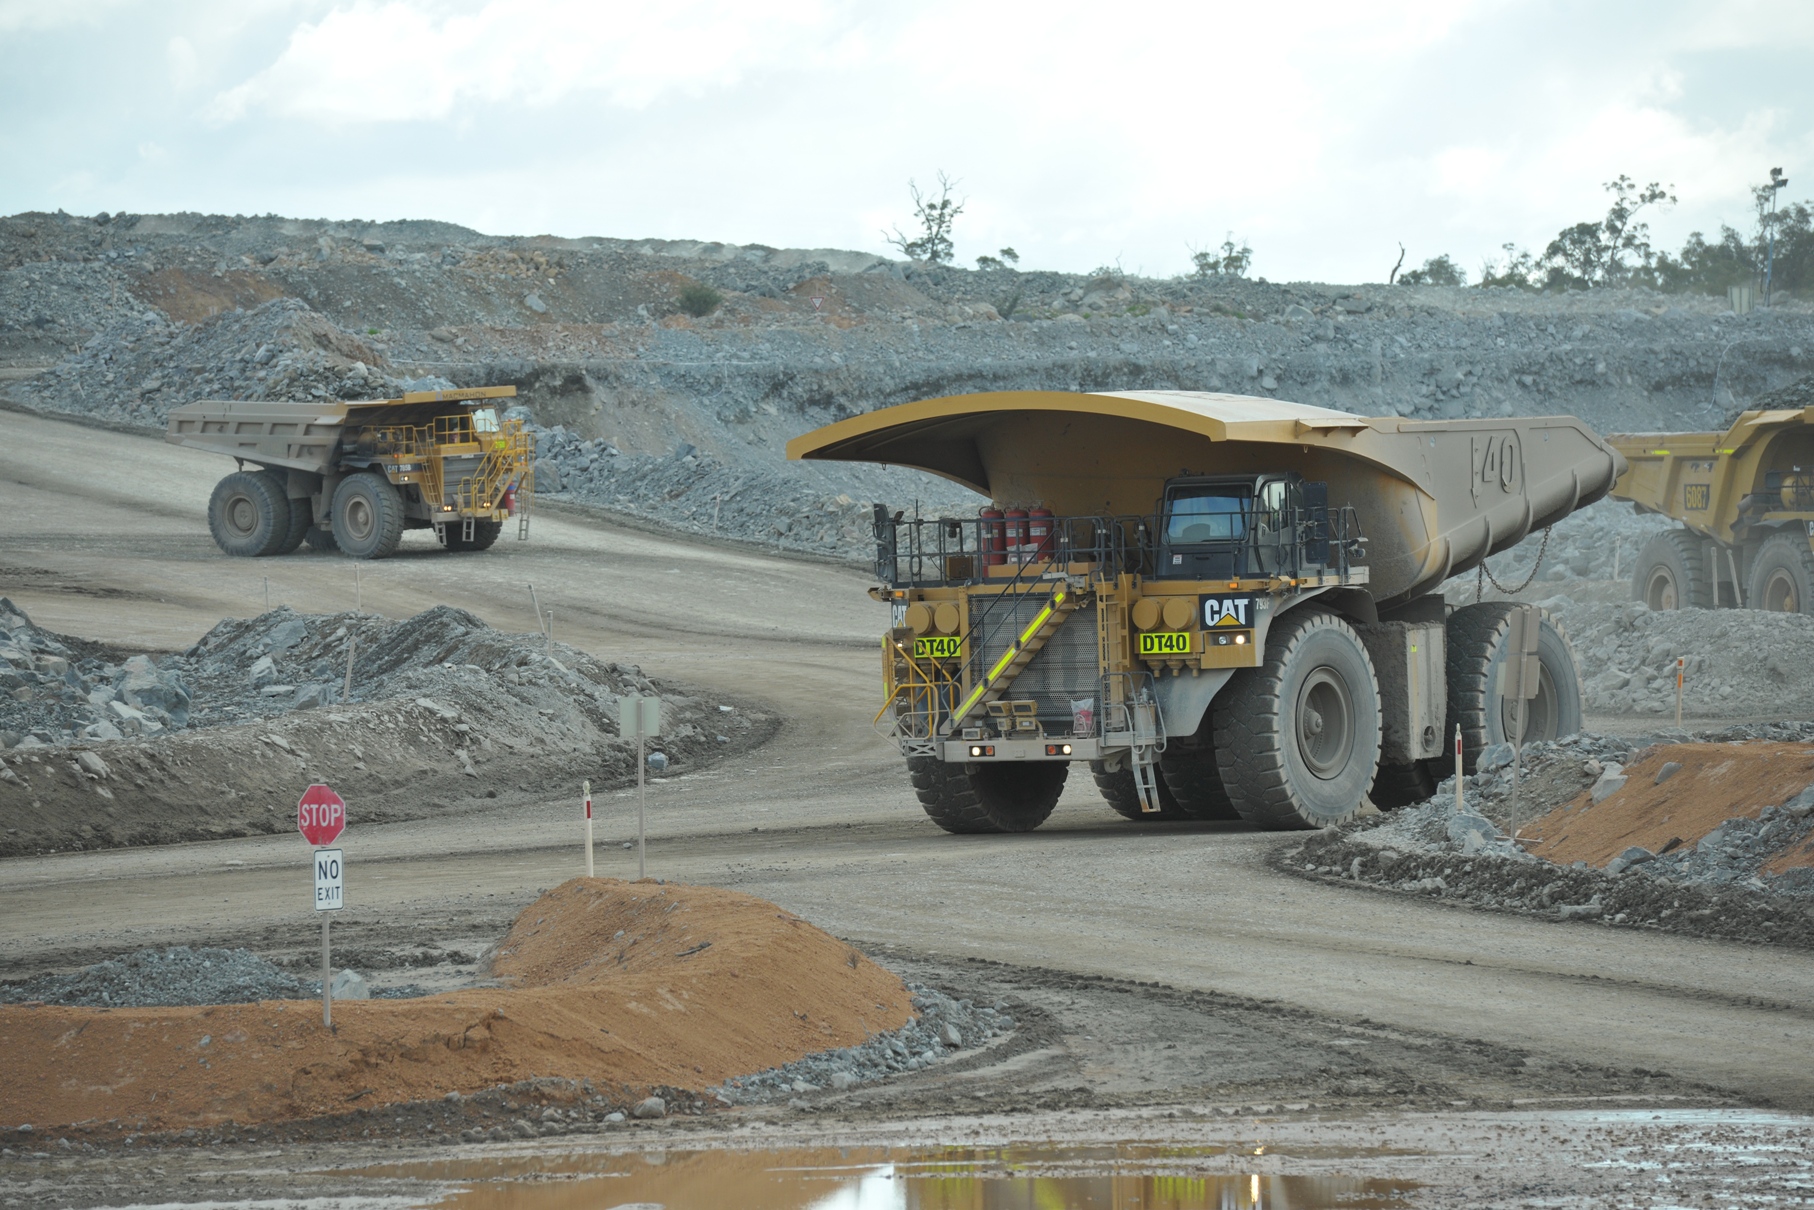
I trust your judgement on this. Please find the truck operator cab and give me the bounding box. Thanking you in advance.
[1154,473,1331,579]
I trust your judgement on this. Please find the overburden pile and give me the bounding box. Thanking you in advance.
[0,604,775,857]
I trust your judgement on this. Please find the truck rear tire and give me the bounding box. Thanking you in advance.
[1090,760,1188,821]
[441,520,505,552]
[1211,608,1382,830]
[1370,760,1439,809]
[908,757,1065,834]
[208,471,293,558]
[271,477,310,556]
[332,473,405,560]
[1159,746,1241,820]
[1445,602,1583,773]
[1633,530,1712,610]
[1746,532,1814,614]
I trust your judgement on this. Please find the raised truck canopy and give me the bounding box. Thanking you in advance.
[788,389,1624,607]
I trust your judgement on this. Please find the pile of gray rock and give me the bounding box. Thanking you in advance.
[0,945,417,1006]
[1539,597,1814,717]
[0,598,193,748]
[714,984,1014,1103]
[1295,725,1814,946]
[0,946,311,1007]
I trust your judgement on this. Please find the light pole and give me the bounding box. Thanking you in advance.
[1765,167,1789,307]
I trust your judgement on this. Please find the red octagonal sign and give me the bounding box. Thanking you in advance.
[298,783,346,847]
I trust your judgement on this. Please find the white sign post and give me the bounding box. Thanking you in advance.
[583,779,593,878]
[620,697,662,879]
[314,848,343,1027]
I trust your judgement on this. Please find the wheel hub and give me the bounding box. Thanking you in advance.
[1296,666,1354,780]
[1763,569,1799,613]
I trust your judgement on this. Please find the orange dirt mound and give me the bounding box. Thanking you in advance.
[1527,742,1814,870]
[0,879,910,1133]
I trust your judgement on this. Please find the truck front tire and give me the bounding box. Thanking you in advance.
[908,757,1065,834]
[1445,602,1583,772]
[332,473,405,560]
[208,471,293,558]
[1633,530,1712,610]
[1747,532,1814,614]
[1212,609,1382,830]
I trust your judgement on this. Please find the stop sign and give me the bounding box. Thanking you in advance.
[297,783,346,847]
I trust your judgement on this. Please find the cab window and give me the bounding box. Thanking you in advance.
[1165,486,1249,543]
[472,407,500,434]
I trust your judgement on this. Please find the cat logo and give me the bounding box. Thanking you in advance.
[1202,596,1252,628]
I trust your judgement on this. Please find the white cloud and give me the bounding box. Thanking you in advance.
[0,0,130,32]
[206,0,852,124]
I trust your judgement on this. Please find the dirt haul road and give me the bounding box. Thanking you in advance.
[4,409,1814,1113]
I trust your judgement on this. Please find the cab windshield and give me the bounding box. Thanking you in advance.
[1166,487,1249,543]
[472,407,500,434]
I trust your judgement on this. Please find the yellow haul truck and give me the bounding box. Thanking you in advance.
[789,390,1624,832]
[1610,406,1814,614]
[166,386,535,560]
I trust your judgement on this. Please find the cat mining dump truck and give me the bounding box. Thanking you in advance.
[1610,405,1814,614]
[165,385,534,560]
[789,390,1625,833]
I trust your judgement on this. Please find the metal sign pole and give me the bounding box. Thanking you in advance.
[1454,724,1464,814]
[321,915,332,1028]
[1675,657,1685,729]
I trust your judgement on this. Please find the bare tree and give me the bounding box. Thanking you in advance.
[1388,242,1406,284]
[885,172,965,265]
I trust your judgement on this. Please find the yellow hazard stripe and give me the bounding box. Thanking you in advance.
[956,683,988,718]
[988,645,1019,681]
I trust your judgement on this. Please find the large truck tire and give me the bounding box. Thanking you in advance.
[269,475,310,556]
[1090,760,1188,821]
[907,757,1065,834]
[1211,608,1382,830]
[1747,532,1814,614]
[442,520,505,552]
[1370,760,1439,810]
[1159,747,1241,820]
[1633,529,1713,610]
[208,471,293,558]
[1445,602,1583,773]
[304,525,340,553]
[332,473,405,560]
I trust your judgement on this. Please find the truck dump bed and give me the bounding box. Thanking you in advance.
[789,390,1625,606]
[1607,406,1814,543]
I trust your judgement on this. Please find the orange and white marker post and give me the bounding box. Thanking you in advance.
[583,779,594,877]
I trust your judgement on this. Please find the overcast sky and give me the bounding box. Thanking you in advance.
[3,0,1811,283]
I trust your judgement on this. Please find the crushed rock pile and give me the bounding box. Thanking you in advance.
[0,606,776,857]
[1538,598,1814,717]
[0,879,915,1133]
[1,597,193,748]
[7,208,1813,569]
[1293,726,1814,948]
[0,947,313,1008]
[716,984,1015,1104]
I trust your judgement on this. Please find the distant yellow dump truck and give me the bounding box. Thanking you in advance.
[790,391,1624,833]
[166,386,535,560]
[1609,408,1814,614]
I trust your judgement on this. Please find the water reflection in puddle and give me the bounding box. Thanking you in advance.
[367,1144,1415,1210]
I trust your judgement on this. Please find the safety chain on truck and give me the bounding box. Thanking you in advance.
[1475,525,1554,601]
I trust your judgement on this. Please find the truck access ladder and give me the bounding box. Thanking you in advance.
[943,583,1081,734]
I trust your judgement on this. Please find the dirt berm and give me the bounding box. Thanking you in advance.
[0,605,778,857]
[0,878,912,1133]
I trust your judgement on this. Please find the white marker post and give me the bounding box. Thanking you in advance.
[314,848,343,1027]
[1675,657,1685,729]
[1454,724,1464,814]
[620,697,662,879]
[583,779,594,877]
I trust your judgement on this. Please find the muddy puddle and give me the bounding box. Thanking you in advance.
[357,1143,1416,1209]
